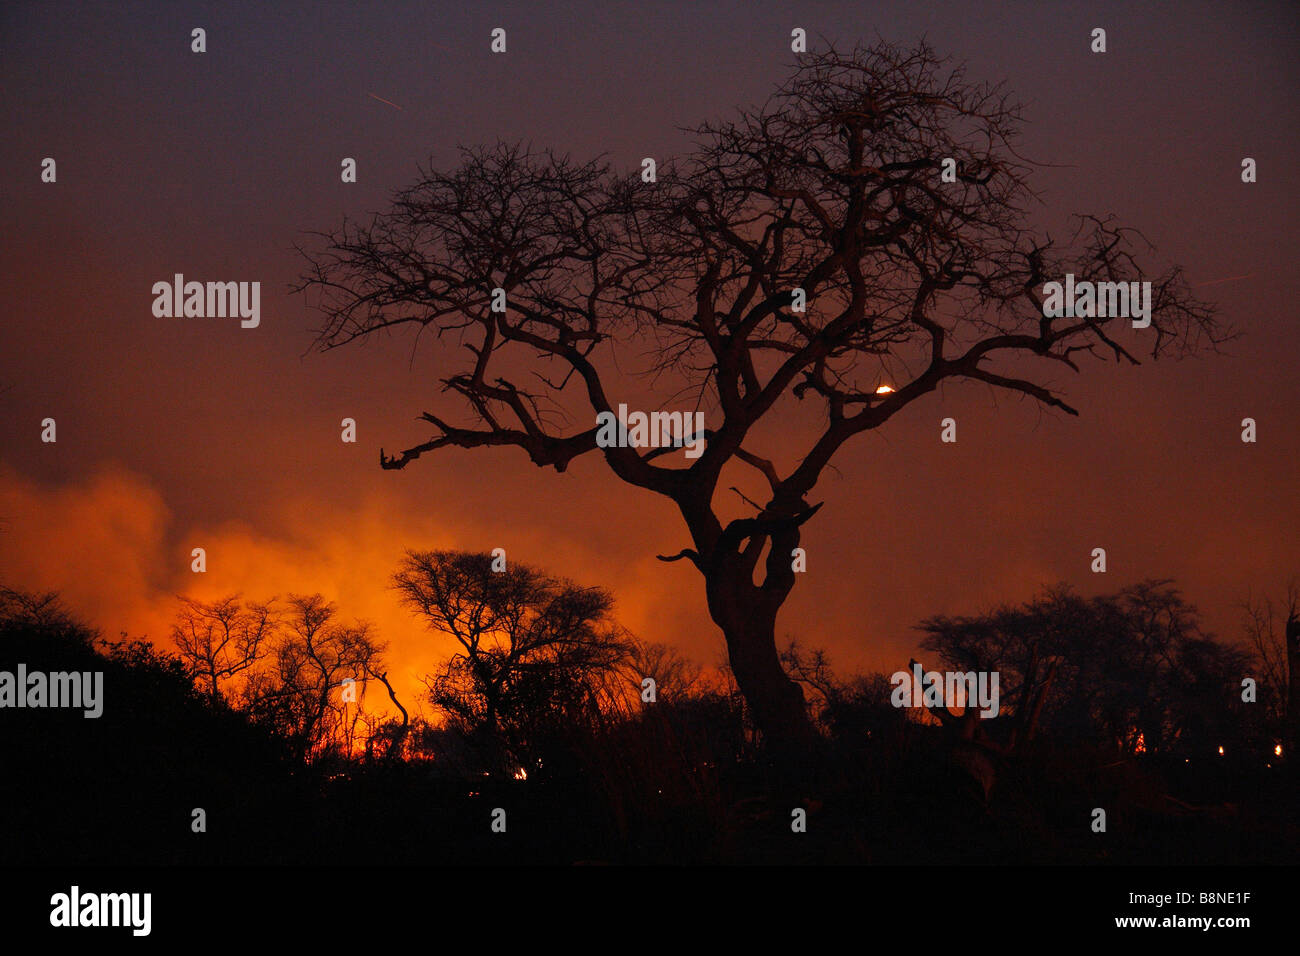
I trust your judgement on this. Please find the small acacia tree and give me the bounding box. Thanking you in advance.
[394,551,634,768]
[297,41,1225,759]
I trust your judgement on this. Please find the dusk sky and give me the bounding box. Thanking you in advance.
[2,0,1297,716]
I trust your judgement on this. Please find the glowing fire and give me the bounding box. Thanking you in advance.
[1133,732,1146,754]
[874,385,895,394]
[1275,744,1283,757]
[1218,745,1225,756]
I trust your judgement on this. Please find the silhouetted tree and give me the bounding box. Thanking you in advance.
[361,668,411,762]
[298,40,1225,758]
[394,550,634,770]
[0,585,85,638]
[1240,582,1299,756]
[242,593,383,762]
[171,593,275,704]
[781,638,841,726]
[919,581,1252,755]
[632,640,709,703]
[780,639,907,745]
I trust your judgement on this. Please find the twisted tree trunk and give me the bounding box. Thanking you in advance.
[711,584,816,756]
[695,514,820,769]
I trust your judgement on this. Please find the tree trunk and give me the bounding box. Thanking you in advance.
[706,572,817,768]
[375,671,409,760]
[681,496,822,786]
